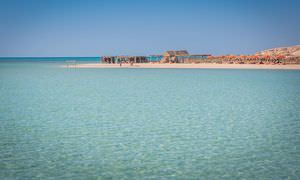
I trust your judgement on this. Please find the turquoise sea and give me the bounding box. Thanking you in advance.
[0,60,300,179]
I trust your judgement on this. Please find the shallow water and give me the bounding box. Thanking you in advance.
[1,62,300,179]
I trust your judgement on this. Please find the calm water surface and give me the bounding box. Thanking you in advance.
[1,62,300,179]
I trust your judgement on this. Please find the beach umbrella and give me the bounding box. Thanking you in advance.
[276,55,285,59]
[221,55,226,59]
[263,55,271,60]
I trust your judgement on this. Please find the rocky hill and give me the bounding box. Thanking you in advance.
[256,45,300,58]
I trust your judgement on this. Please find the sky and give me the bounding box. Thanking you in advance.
[0,0,300,57]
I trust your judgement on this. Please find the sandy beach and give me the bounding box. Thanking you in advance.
[65,63,300,70]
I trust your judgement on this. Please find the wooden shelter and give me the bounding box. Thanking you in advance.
[161,50,189,63]
[163,50,189,57]
[161,50,211,63]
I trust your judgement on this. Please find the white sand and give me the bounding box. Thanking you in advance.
[64,63,300,70]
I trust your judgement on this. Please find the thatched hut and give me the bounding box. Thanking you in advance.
[161,50,189,63]
[164,50,189,57]
[161,50,212,63]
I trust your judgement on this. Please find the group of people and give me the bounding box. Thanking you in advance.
[102,56,117,64]
[102,56,149,65]
[102,56,137,67]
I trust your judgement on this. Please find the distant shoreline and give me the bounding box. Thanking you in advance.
[64,63,300,70]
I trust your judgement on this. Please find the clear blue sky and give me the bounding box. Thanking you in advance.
[0,0,299,56]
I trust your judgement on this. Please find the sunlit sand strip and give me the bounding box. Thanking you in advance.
[64,63,300,70]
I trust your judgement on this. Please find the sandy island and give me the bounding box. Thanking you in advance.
[64,63,300,70]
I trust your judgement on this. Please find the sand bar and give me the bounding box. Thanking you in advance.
[65,63,300,70]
